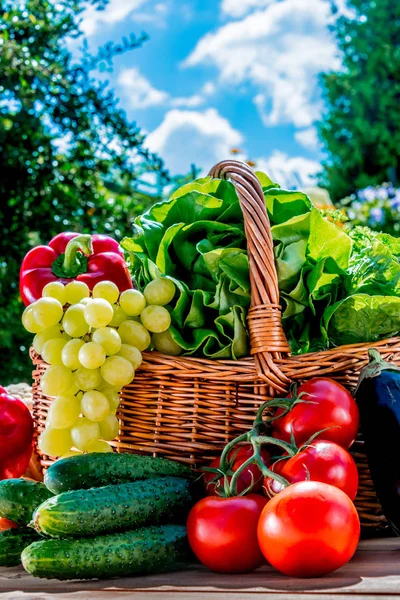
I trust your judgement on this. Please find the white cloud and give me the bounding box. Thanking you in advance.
[171,81,216,108]
[294,127,320,151]
[133,2,169,27]
[221,0,275,18]
[171,95,204,108]
[146,108,244,173]
[80,0,148,36]
[117,70,215,110]
[184,0,340,129]
[256,151,320,189]
[117,68,169,109]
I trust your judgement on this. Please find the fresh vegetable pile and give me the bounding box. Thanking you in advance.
[188,376,361,578]
[0,453,194,579]
[21,232,178,458]
[122,174,400,358]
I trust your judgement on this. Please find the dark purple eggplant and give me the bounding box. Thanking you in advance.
[355,348,400,535]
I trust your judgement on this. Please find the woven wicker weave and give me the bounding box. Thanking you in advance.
[32,160,400,533]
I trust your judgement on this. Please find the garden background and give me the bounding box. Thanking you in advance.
[1,0,399,385]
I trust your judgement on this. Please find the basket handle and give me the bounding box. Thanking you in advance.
[208,160,291,392]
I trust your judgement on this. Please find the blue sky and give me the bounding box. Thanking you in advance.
[79,0,350,188]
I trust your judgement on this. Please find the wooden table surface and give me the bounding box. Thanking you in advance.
[1,538,400,600]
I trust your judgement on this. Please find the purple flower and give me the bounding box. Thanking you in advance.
[369,207,386,225]
[375,187,388,200]
[392,190,400,210]
[359,186,376,202]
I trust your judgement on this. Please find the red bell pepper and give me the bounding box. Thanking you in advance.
[0,387,34,480]
[20,232,133,305]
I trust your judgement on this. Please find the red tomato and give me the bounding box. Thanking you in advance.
[258,481,360,577]
[0,518,18,531]
[203,444,270,496]
[272,378,359,449]
[0,444,32,480]
[187,494,267,573]
[264,441,358,500]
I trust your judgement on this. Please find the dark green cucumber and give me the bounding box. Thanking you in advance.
[0,528,41,567]
[22,524,191,580]
[33,476,193,537]
[44,452,193,494]
[0,479,53,525]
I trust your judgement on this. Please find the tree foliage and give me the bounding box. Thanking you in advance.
[0,0,173,384]
[318,0,400,202]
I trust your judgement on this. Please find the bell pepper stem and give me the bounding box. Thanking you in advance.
[63,235,93,274]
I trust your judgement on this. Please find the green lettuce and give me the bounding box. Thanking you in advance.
[122,175,400,359]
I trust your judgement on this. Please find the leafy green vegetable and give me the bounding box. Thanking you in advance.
[123,175,400,359]
[323,294,400,346]
[123,179,250,359]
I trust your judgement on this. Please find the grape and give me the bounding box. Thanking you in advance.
[42,281,67,305]
[117,344,143,370]
[152,329,182,356]
[62,304,90,338]
[79,297,92,306]
[65,281,90,304]
[98,415,119,441]
[41,365,74,396]
[109,305,127,327]
[62,338,85,370]
[100,356,134,388]
[143,278,176,306]
[102,388,121,412]
[59,450,82,459]
[93,281,119,304]
[66,381,81,397]
[92,327,121,355]
[81,390,110,422]
[42,338,68,366]
[87,441,112,453]
[22,306,43,334]
[46,394,81,429]
[71,418,100,451]
[78,342,106,369]
[32,326,63,355]
[118,320,151,351]
[74,367,102,391]
[86,440,113,453]
[33,297,63,328]
[38,427,72,457]
[140,305,171,333]
[119,289,146,316]
[84,299,113,328]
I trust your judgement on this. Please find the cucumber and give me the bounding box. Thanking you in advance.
[0,479,53,525]
[0,528,41,567]
[33,476,193,538]
[22,524,191,580]
[44,452,193,494]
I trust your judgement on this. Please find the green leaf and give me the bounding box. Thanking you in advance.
[265,189,312,225]
[324,294,400,346]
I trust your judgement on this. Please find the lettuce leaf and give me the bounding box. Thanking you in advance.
[324,294,400,346]
[123,175,400,359]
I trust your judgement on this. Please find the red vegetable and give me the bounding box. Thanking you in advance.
[0,389,33,480]
[203,444,270,496]
[186,494,267,573]
[0,518,18,531]
[264,440,358,500]
[272,378,359,450]
[20,232,133,305]
[257,481,360,578]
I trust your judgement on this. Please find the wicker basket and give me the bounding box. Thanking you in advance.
[32,160,400,533]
